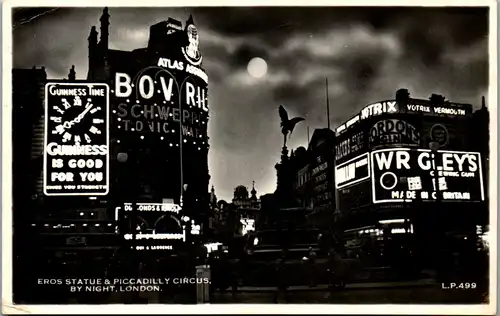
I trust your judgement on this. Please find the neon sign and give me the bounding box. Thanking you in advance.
[370,148,484,204]
[113,67,208,141]
[124,232,185,241]
[335,130,365,162]
[335,99,472,135]
[182,23,203,66]
[204,242,222,253]
[43,82,110,196]
[114,72,208,112]
[335,153,370,189]
[135,245,173,250]
[369,119,420,148]
[361,101,398,120]
[123,202,181,213]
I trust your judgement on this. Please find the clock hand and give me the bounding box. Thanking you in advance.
[73,103,94,123]
[60,103,94,130]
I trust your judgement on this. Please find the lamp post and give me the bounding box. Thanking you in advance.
[117,152,138,247]
[428,141,442,278]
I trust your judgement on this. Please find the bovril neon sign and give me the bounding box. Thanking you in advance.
[114,71,208,112]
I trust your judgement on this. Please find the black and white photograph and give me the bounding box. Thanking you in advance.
[2,2,497,314]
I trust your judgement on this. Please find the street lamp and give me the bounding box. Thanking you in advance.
[117,151,138,246]
[429,141,443,279]
[117,152,128,163]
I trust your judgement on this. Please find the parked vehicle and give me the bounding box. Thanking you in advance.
[241,229,331,286]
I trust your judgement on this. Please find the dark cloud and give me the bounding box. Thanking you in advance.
[273,81,310,108]
[11,6,489,200]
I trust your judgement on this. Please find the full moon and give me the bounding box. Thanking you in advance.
[247,57,268,79]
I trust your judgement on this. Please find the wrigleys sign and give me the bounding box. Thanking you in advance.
[370,148,484,204]
[336,99,472,135]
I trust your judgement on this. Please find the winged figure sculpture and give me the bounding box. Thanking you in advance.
[279,105,305,148]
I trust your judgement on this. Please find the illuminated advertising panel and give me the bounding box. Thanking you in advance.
[370,148,484,204]
[336,99,472,135]
[113,61,208,141]
[335,121,367,164]
[112,20,208,148]
[311,155,334,208]
[335,153,370,189]
[368,118,420,148]
[43,83,110,196]
[108,19,210,203]
[335,130,365,162]
[117,202,197,250]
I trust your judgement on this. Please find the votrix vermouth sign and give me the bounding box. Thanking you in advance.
[43,83,110,196]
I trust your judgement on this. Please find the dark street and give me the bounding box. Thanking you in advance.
[212,285,489,304]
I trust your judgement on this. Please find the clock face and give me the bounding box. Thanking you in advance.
[49,96,104,144]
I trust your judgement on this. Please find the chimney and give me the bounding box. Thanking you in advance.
[88,26,98,48]
[68,65,76,81]
[430,94,445,105]
[99,7,110,49]
[88,26,98,60]
[482,96,486,109]
[395,88,410,104]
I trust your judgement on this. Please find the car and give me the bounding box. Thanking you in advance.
[241,229,331,287]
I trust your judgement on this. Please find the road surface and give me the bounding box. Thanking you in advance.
[211,284,488,304]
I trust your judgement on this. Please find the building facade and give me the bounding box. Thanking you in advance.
[12,9,212,302]
[12,67,47,303]
[334,89,487,271]
[86,9,211,241]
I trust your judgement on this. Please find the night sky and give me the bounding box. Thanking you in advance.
[12,7,489,201]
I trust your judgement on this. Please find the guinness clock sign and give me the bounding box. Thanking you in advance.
[43,82,110,196]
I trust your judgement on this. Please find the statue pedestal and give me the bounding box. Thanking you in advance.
[281,146,289,163]
[275,146,298,208]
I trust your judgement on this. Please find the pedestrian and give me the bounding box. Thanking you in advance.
[327,248,336,289]
[230,258,240,296]
[333,248,346,289]
[218,251,231,294]
[274,251,288,303]
[308,246,317,287]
